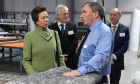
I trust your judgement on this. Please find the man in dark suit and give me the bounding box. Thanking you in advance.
[108,8,129,84]
[49,4,78,70]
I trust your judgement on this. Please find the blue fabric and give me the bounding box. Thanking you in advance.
[77,20,114,76]
[60,24,64,35]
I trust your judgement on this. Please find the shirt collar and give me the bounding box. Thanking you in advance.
[111,22,119,28]
[89,20,102,32]
[58,21,66,26]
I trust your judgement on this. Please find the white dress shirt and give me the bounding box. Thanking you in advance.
[57,21,66,31]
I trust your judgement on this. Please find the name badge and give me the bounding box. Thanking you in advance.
[68,30,74,35]
[119,33,125,37]
[83,44,88,48]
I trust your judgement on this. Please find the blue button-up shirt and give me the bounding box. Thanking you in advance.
[78,20,114,76]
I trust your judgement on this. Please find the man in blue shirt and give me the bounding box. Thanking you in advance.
[63,1,114,83]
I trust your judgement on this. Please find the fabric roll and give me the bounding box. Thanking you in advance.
[0,19,6,23]
[128,9,140,51]
[5,19,11,23]
[5,67,102,84]
[28,14,36,31]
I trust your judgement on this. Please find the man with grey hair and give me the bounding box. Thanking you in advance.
[63,1,114,84]
[108,8,129,84]
[49,4,78,70]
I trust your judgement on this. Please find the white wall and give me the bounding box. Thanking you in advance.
[118,0,140,12]
[3,0,140,27]
[4,0,35,12]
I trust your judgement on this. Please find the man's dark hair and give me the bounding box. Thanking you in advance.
[31,5,47,25]
[83,1,104,19]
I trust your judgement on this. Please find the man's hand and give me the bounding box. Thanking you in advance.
[112,54,114,59]
[62,70,82,77]
[111,54,114,65]
[63,54,68,62]
[111,59,114,65]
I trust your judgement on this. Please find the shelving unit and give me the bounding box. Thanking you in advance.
[0,23,26,25]
[0,12,29,32]
[77,26,88,40]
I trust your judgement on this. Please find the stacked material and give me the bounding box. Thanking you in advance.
[5,67,102,84]
[0,19,26,24]
[0,32,8,38]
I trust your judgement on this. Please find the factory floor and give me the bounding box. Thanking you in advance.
[0,50,140,84]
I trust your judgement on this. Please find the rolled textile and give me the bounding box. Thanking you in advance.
[28,14,36,31]
[128,9,140,51]
[5,67,102,84]
[5,19,11,23]
[0,19,6,23]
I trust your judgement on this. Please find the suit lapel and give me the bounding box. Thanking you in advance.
[108,23,111,28]
[115,23,122,40]
[55,22,62,37]
[64,22,69,42]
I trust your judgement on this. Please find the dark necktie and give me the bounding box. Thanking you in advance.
[60,24,64,35]
[77,29,91,57]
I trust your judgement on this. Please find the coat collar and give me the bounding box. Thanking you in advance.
[35,27,52,41]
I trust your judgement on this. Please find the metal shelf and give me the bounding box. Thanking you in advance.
[77,26,88,28]
[0,23,26,25]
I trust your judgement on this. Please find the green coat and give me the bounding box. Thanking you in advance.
[22,27,66,74]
